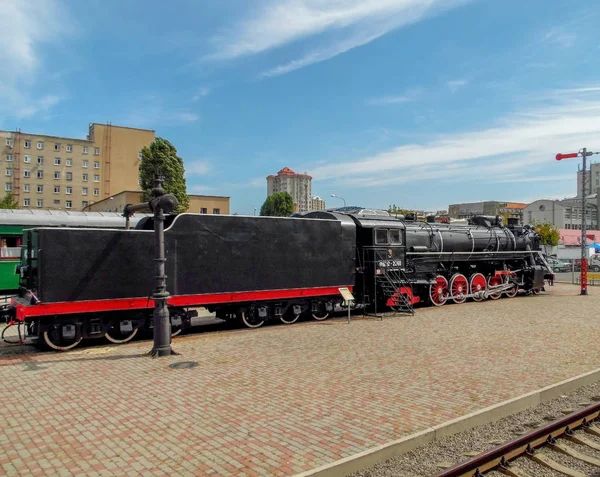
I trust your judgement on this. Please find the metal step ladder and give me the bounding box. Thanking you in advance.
[372,249,415,315]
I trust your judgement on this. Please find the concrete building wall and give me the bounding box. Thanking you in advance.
[577,162,600,197]
[83,190,230,215]
[88,123,155,200]
[523,199,598,230]
[1,124,155,211]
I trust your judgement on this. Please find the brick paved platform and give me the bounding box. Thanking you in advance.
[1,283,599,477]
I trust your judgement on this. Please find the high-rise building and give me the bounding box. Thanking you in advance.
[577,161,600,197]
[0,123,155,211]
[311,196,326,211]
[266,167,312,212]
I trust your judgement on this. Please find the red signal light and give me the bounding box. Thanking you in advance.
[556,152,579,160]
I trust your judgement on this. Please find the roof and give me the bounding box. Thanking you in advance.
[0,208,150,228]
[266,166,313,179]
[558,228,600,246]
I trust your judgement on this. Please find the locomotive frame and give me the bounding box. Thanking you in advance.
[3,208,553,351]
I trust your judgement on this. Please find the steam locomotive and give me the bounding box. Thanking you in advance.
[4,207,553,351]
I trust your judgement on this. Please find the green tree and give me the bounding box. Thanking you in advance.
[139,137,190,214]
[260,192,294,217]
[533,221,560,255]
[0,192,18,209]
[388,204,413,216]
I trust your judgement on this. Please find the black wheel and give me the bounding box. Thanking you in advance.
[241,308,265,328]
[104,320,139,344]
[43,324,82,351]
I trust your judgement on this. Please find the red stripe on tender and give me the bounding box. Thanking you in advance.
[14,285,353,320]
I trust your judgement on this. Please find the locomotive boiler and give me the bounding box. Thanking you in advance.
[3,208,553,351]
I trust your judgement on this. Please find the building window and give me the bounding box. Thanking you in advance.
[66,159,72,167]
[93,175,99,182]
[66,200,72,209]
[94,147,100,155]
[23,170,30,178]
[24,155,31,163]
[93,161,100,169]
[138,152,143,160]
[54,186,60,194]
[213,208,220,214]
[54,143,60,151]
[93,188,99,196]
[82,187,88,196]
[23,198,30,207]
[23,184,30,193]
[37,156,43,165]
[66,144,72,152]
[5,139,12,147]
[6,154,13,162]
[66,172,72,181]
[37,170,43,179]
[54,158,60,166]
[82,200,88,208]
[5,183,12,192]
[36,199,43,208]
[5,169,11,177]
[37,142,44,150]
[82,146,88,154]
[24,140,31,149]
[37,185,43,193]
[82,160,88,168]
[66,187,72,195]
[54,172,60,180]
[53,200,60,206]
[82,173,88,181]
[200,208,207,214]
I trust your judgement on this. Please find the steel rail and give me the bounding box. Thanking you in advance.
[432,402,600,477]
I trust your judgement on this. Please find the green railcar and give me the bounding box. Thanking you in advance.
[0,209,150,293]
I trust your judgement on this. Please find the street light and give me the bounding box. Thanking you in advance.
[556,147,600,295]
[330,193,346,207]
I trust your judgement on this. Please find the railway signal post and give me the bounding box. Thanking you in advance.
[556,148,599,295]
[124,176,179,357]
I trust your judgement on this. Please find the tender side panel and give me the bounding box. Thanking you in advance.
[38,228,154,302]
[35,214,356,304]
[165,214,356,296]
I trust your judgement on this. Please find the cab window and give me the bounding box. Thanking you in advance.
[375,229,387,244]
[389,229,402,244]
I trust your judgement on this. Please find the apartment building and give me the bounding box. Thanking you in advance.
[266,167,312,213]
[311,196,326,211]
[0,123,155,211]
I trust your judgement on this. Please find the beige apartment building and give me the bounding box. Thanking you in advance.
[83,190,230,215]
[266,167,312,212]
[0,123,155,211]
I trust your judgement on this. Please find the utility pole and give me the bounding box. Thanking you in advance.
[123,175,179,356]
[556,148,599,295]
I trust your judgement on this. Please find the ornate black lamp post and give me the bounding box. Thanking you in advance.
[123,175,179,357]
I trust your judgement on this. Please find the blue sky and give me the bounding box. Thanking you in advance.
[2,0,600,214]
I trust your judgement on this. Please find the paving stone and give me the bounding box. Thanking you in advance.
[0,283,598,476]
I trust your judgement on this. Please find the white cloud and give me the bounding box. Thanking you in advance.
[120,95,199,128]
[185,161,211,175]
[542,28,576,49]
[446,79,468,92]
[0,0,75,120]
[189,184,217,194]
[192,87,210,101]
[207,0,472,76]
[308,86,600,189]
[366,87,424,105]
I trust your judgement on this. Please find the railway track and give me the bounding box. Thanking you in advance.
[434,402,600,477]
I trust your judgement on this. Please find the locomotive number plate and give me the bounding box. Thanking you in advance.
[378,260,402,267]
